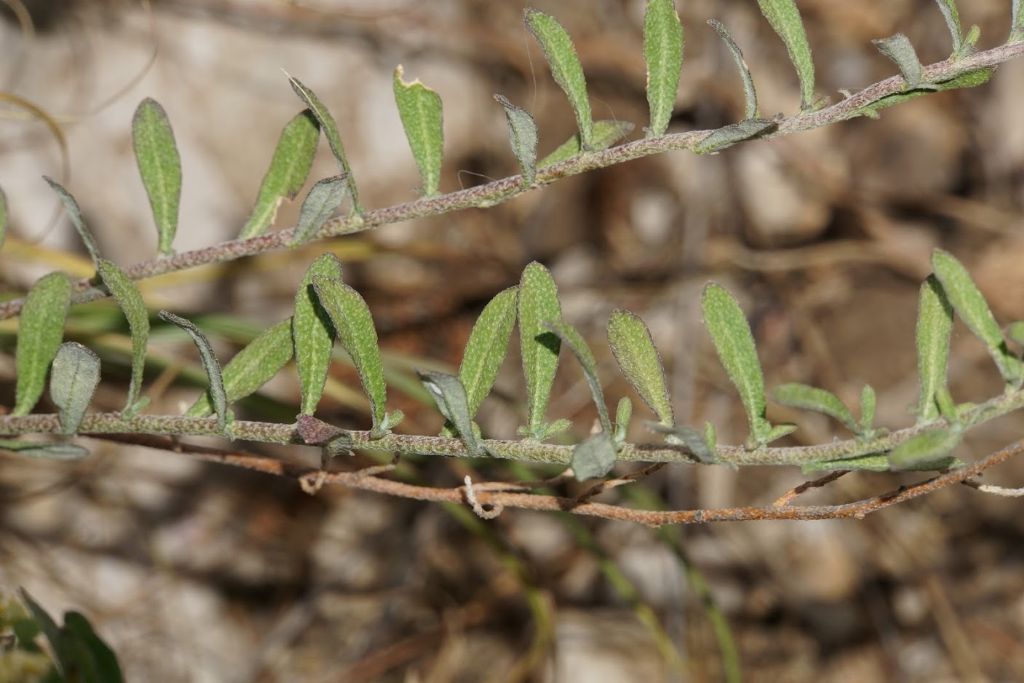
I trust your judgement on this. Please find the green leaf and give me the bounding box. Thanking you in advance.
[647,422,715,464]
[538,120,635,168]
[419,371,484,456]
[287,74,362,214]
[393,66,445,197]
[186,319,294,417]
[132,98,182,256]
[872,34,930,90]
[860,384,876,435]
[931,249,1022,383]
[524,8,594,150]
[856,68,992,117]
[18,590,66,676]
[1014,0,1024,42]
[915,275,953,422]
[458,286,517,418]
[494,94,539,185]
[773,383,858,432]
[607,309,673,427]
[933,0,963,56]
[0,184,7,250]
[159,311,228,431]
[311,275,389,436]
[14,272,71,416]
[801,453,890,474]
[43,176,101,264]
[888,428,962,471]
[62,612,125,683]
[707,19,758,120]
[1008,321,1024,347]
[290,175,349,246]
[701,283,771,445]
[50,342,100,434]
[97,260,150,416]
[754,0,816,110]
[0,439,89,460]
[614,396,632,444]
[544,319,611,434]
[643,0,684,137]
[292,254,342,415]
[694,119,777,155]
[571,431,617,480]
[765,423,798,443]
[517,261,562,439]
[238,110,320,239]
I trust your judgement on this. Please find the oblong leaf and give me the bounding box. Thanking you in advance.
[755,0,815,110]
[0,184,7,250]
[393,66,444,197]
[644,0,684,137]
[186,319,294,417]
[50,342,100,434]
[538,119,635,168]
[290,175,349,246]
[524,8,594,149]
[888,428,962,471]
[571,431,617,480]
[773,383,858,432]
[293,253,342,415]
[701,283,769,444]
[802,453,890,474]
[934,0,963,56]
[97,260,150,416]
[459,286,517,418]
[62,612,125,683]
[43,176,101,264]
[544,319,610,433]
[311,276,388,435]
[932,249,1021,383]
[708,19,758,120]
[238,110,320,239]
[419,370,483,456]
[693,119,776,155]
[132,98,182,255]
[873,34,927,89]
[860,384,876,435]
[607,309,673,427]
[0,439,90,460]
[14,272,71,416]
[647,422,714,464]
[1014,0,1024,42]
[494,95,539,185]
[915,275,953,422]
[159,311,228,431]
[518,261,562,439]
[287,74,362,214]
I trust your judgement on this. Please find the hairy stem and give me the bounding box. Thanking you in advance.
[0,41,1021,321]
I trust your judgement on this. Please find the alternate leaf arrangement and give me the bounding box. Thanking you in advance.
[2,1,1024,525]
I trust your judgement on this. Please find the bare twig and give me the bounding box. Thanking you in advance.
[773,470,849,507]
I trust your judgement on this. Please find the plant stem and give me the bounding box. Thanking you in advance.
[0,41,1020,322]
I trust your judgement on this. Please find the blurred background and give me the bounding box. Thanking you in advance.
[2,0,1024,681]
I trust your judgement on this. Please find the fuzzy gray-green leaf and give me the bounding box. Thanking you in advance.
[607,309,673,427]
[934,0,963,56]
[14,272,71,416]
[1008,321,1024,347]
[755,0,816,110]
[932,249,1022,383]
[701,282,770,444]
[802,453,890,474]
[873,34,929,89]
[888,428,962,471]
[0,440,90,460]
[459,286,517,418]
[238,110,320,239]
[186,319,294,417]
[43,177,101,264]
[287,74,362,214]
[494,95,539,185]
[293,253,342,415]
[915,275,953,422]
[693,119,776,155]
[708,19,758,120]
[159,311,228,431]
[1014,0,1024,42]
[860,385,876,434]
[773,383,858,432]
[312,276,388,436]
[518,262,562,439]
[648,422,715,464]
[132,98,181,255]
[545,319,611,434]
[643,0,684,137]
[394,66,444,197]
[571,431,617,480]
[97,260,150,416]
[419,371,483,456]
[0,185,7,250]
[290,175,349,246]
[50,342,100,434]
[538,120,634,168]
[525,8,594,150]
